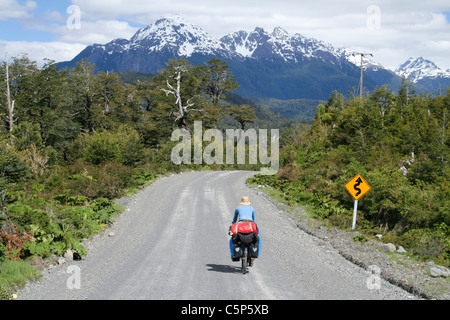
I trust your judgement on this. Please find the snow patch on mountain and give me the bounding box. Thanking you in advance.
[128,14,227,57]
[220,25,347,64]
[395,57,450,82]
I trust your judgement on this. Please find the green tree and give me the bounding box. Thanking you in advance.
[0,54,39,135]
[396,77,416,121]
[11,121,43,151]
[26,61,68,144]
[0,139,29,189]
[90,71,131,131]
[68,60,97,133]
[228,104,256,130]
[199,58,240,105]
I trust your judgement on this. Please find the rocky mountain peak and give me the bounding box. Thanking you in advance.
[129,14,225,57]
[395,57,450,82]
[272,26,289,39]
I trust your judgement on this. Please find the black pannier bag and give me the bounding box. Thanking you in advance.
[230,235,242,261]
[250,234,261,258]
[230,233,261,261]
[237,232,256,244]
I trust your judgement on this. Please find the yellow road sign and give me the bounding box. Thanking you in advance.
[345,174,371,200]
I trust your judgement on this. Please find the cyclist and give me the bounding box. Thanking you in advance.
[231,196,258,267]
[232,196,255,224]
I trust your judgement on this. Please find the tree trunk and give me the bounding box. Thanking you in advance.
[5,53,15,133]
[160,68,197,129]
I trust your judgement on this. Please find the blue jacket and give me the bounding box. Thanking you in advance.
[232,205,255,224]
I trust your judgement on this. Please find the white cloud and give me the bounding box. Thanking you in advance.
[0,40,86,65]
[0,0,37,21]
[55,19,140,44]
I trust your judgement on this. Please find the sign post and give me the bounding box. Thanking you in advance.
[352,200,358,230]
[345,174,371,229]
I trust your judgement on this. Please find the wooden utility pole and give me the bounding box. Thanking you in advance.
[352,52,373,99]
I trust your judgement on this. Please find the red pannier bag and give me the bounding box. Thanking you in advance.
[228,222,258,236]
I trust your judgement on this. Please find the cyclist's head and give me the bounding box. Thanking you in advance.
[240,196,251,206]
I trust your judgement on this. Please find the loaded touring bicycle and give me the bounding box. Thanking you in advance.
[229,221,261,274]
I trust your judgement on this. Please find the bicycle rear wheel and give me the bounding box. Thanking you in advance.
[241,247,248,274]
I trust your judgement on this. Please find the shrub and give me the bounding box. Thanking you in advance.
[382,227,449,266]
[132,170,156,187]
[70,126,145,167]
[7,204,52,230]
[89,198,121,225]
[0,140,30,189]
[21,218,87,258]
[0,223,34,260]
[54,160,137,200]
[83,131,121,165]
[352,235,369,243]
[90,162,134,199]
[56,206,97,240]
[53,190,89,206]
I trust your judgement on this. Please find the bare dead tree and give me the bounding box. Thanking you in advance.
[4,53,17,133]
[159,65,202,129]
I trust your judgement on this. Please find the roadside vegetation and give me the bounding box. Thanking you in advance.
[249,83,449,269]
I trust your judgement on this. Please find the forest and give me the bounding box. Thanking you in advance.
[0,53,448,298]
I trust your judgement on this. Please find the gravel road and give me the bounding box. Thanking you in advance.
[17,171,418,300]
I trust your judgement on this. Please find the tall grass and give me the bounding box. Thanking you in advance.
[0,260,41,300]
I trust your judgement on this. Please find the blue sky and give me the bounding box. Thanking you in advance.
[444,11,450,21]
[1,0,449,70]
[0,0,71,41]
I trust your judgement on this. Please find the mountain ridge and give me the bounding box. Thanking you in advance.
[59,15,449,99]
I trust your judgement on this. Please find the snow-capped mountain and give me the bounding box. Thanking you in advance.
[395,57,450,83]
[127,15,231,58]
[220,26,347,64]
[77,15,352,65]
[59,15,446,99]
